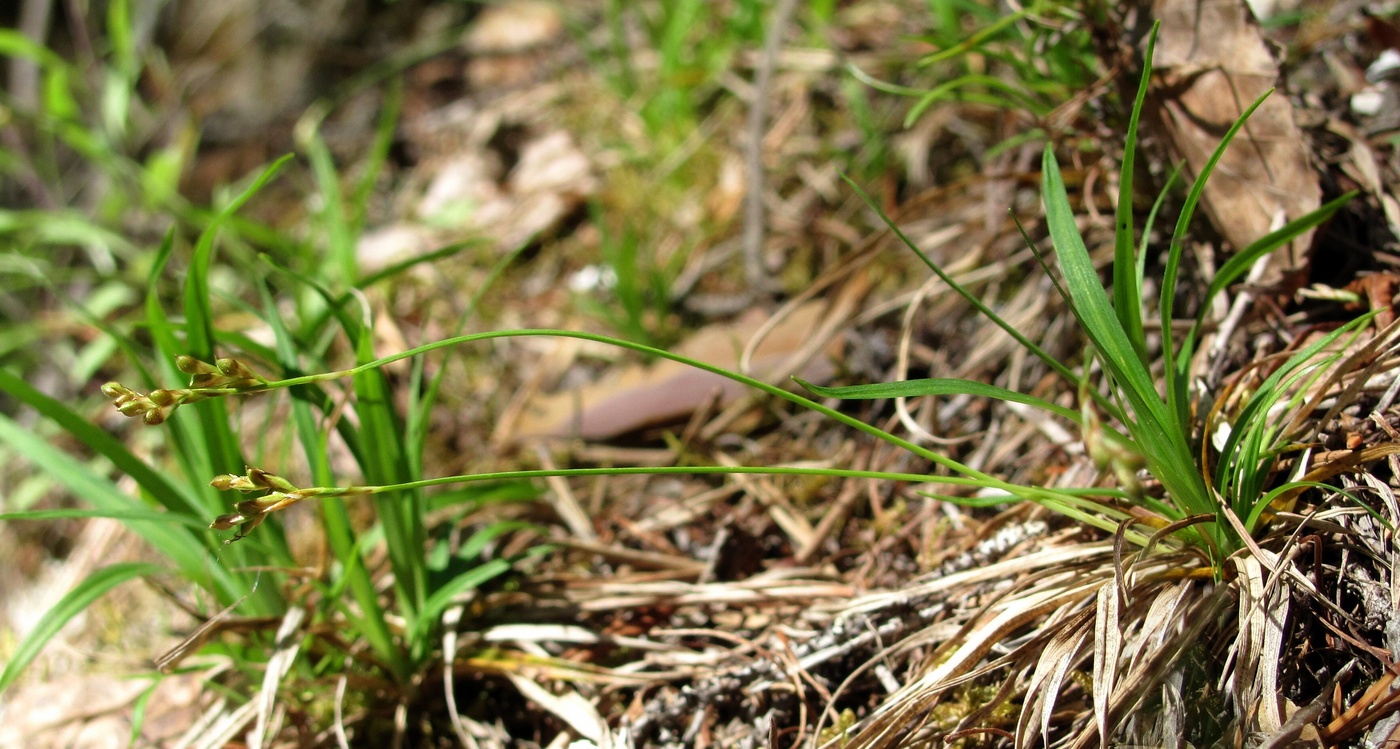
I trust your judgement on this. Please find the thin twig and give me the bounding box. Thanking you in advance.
[743,0,800,292]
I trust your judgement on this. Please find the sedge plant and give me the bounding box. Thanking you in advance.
[0,148,543,735]
[3,13,1375,746]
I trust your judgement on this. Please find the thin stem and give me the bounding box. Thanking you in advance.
[349,465,978,495]
[235,329,1005,484]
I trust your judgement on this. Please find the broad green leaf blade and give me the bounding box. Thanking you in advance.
[1042,148,1214,529]
[0,562,163,695]
[795,377,1081,423]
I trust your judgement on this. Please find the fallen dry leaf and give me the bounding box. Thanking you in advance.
[1150,0,1322,271]
[497,301,845,443]
[1344,271,1400,328]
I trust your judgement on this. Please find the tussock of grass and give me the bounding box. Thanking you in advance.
[5,3,1400,748]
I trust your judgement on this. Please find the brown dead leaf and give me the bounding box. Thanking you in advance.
[1344,271,1400,328]
[1150,0,1322,270]
[497,301,845,444]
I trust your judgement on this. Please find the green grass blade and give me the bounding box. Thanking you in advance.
[0,412,237,601]
[184,155,293,360]
[409,242,525,489]
[1213,313,1375,508]
[0,562,163,695]
[356,240,484,291]
[353,310,427,627]
[1161,88,1273,430]
[254,278,404,677]
[1042,148,1214,529]
[905,75,1049,126]
[1160,87,1276,331]
[128,679,160,748]
[305,133,356,284]
[0,508,204,526]
[0,368,199,517]
[1201,191,1358,315]
[844,175,1085,393]
[184,155,292,479]
[256,254,373,465]
[1042,149,1161,415]
[796,377,1082,424]
[167,161,294,610]
[144,230,214,505]
[410,522,549,645]
[917,9,1028,66]
[1138,163,1183,294]
[349,79,400,236]
[1111,21,1158,365]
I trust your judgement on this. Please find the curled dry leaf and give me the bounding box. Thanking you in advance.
[1150,0,1322,275]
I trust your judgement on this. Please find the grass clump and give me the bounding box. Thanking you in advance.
[4,4,1394,747]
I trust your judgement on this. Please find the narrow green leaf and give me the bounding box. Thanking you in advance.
[350,78,401,235]
[353,308,427,626]
[0,368,199,517]
[412,524,549,644]
[843,175,1083,393]
[1042,148,1213,528]
[917,10,1028,65]
[1161,87,1277,332]
[0,412,236,600]
[1140,165,1184,288]
[0,508,202,526]
[1161,88,1274,434]
[1204,191,1357,312]
[306,133,356,284]
[1214,312,1376,509]
[1112,21,1159,364]
[128,678,160,748]
[0,562,163,695]
[0,29,66,68]
[796,376,1081,423]
[184,156,292,480]
[145,230,218,516]
[256,278,402,676]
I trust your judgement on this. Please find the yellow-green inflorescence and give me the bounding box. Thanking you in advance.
[101,355,269,425]
[209,467,371,543]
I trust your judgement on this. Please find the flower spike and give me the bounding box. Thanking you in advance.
[103,355,270,425]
